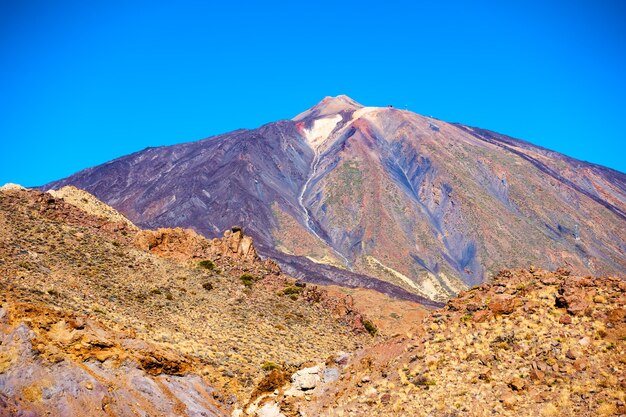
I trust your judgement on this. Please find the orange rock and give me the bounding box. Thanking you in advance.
[529,369,545,383]
[508,377,526,391]
[472,310,491,323]
[489,295,519,315]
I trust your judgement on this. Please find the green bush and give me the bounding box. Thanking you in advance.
[240,273,256,288]
[198,259,216,270]
[261,361,280,372]
[280,286,302,296]
[363,319,378,337]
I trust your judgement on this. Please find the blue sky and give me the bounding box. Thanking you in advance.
[1,0,625,186]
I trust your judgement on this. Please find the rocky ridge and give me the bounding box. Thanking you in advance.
[47,185,138,230]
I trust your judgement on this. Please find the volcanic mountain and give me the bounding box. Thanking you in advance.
[44,95,626,301]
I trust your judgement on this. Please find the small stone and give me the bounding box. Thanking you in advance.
[607,308,626,324]
[472,310,491,323]
[500,392,516,409]
[508,377,526,391]
[529,369,544,383]
[592,295,606,303]
[565,348,580,360]
[573,359,588,371]
[489,295,518,315]
[559,315,572,325]
[255,402,284,417]
[566,299,590,316]
[335,352,350,366]
[361,376,370,384]
[465,303,480,312]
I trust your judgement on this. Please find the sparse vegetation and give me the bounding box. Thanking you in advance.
[363,319,378,337]
[279,286,302,297]
[240,273,257,288]
[261,361,280,372]
[198,259,216,270]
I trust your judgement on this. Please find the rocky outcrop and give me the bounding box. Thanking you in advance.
[0,183,25,191]
[134,226,259,263]
[0,303,229,417]
[0,188,374,414]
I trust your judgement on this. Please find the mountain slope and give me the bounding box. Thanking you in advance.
[1,186,402,415]
[43,96,626,301]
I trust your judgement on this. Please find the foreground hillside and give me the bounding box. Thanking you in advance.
[297,268,626,417]
[0,187,398,415]
[44,95,626,303]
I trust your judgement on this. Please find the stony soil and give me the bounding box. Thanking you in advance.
[299,268,626,417]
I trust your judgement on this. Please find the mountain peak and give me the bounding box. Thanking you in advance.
[292,95,364,121]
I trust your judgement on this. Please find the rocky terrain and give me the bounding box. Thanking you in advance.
[0,186,414,416]
[295,268,626,417]
[42,95,626,302]
[1,186,624,416]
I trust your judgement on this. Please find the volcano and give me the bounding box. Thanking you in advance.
[43,95,626,301]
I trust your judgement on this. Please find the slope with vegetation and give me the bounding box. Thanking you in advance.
[0,187,396,416]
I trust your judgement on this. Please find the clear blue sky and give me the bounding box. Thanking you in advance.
[1,0,625,186]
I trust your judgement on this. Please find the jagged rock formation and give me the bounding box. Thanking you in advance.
[42,96,626,303]
[135,226,260,263]
[0,303,227,417]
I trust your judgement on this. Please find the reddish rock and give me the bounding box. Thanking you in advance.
[573,358,588,371]
[472,310,492,323]
[559,315,572,325]
[489,295,519,315]
[499,392,517,409]
[607,308,626,324]
[565,348,580,360]
[566,299,590,317]
[539,273,560,285]
[529,369,545,383]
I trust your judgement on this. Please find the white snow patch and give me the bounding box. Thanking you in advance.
[303,114,342,149]
[351,106,380,120]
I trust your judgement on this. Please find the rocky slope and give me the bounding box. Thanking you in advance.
[42,96,626,302]
[0,187,417,416]
[277,268,625,417]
